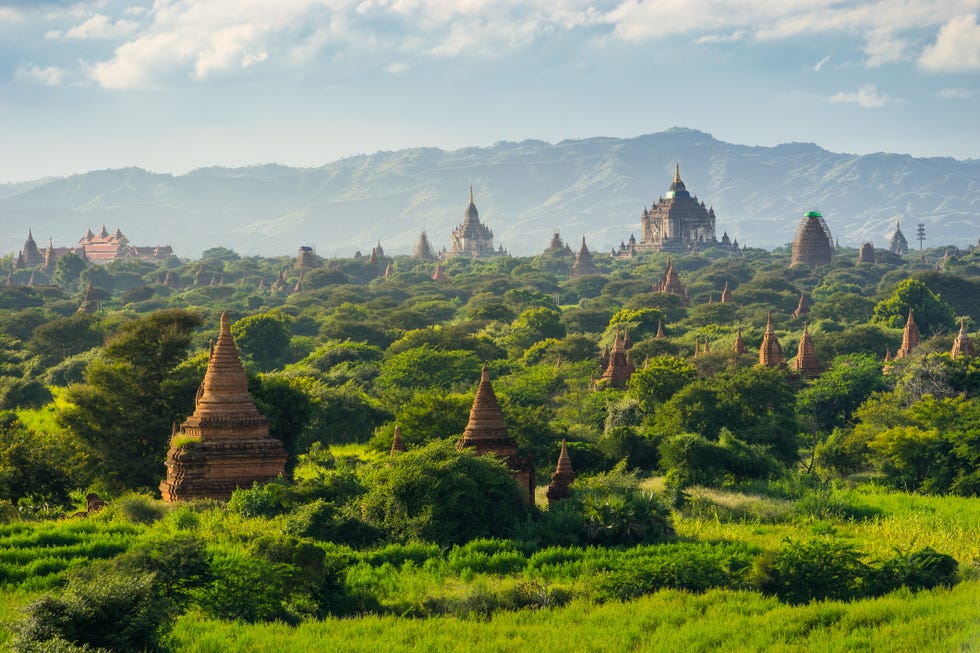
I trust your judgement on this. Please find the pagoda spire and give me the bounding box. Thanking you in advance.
[733,325,748,354]
[390,425,406,455]
[655,319,665,339]
[794,322,821,378]
[950,318,974,359]
[792,292,809,318]
[673,162,681,184]
[546,440,576,507]
[895,308,920,359]
[758,311,784,367]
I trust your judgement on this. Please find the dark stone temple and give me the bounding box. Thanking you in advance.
[160,312,287,501]
[633,164,736,254]
[457,366,534,504]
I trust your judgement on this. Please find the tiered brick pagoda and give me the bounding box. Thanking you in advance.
[889,221,908,256]
[792,292,809,319]
[457,366,534,504]
[414,231,437,260]
[793,323,821,378]
[390,425,406,455]
[733,326,748,355]
[654,258,689,303]
[857,242,875,264]
[950,319,974,359]
[569,238,600,278]
[546,440,576,508]
[599,327,635,388]
[790,211,833,267]
[294,246,320,271]
[160,312,288,502]
[447,188,507,259]
[758,312,784,367]
[895,308,920,359]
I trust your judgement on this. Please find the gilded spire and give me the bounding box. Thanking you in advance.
[674,162,680,184]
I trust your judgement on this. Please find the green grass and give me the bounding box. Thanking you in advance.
[170,582,980,653]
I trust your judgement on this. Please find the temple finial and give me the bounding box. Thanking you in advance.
[220,311,231,335]
[674,162,680,183]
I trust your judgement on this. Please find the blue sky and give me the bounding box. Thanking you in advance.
[2,0,979,182]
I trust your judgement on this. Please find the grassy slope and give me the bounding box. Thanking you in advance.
[171,582,980,653]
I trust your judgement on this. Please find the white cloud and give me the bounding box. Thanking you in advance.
[0,8,24,23]
[65,14,139,40]
[829,83,902,108]
[863,30,909,66]
[938,86,973,99]
[696,31,745,44]
[813,54,830,71]
[14,64,66,86]
[919,13,980,72]
[385,61,409,74]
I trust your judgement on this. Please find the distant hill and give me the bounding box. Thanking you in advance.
[2,128,978,259]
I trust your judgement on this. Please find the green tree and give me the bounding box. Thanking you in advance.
[58,310,202,491]
[29,314,104,366]
[628,355,697,416]
[232,309,294,371]
[872,278,956,335]
[51,251,87,289]
[360,440,531,546]
[377,345,481,394]
[798,353,887,434]
[506,307,565,355]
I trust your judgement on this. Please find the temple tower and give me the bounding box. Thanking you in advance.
[758,312,784,367]
[636,164,730,253]
[794,323,821,379]
[447,188,505,258]
[390,425,406,455]
[654,257,689,303]
[950,319,974,359]
[895,308,920,359]
[720,282,733,303]
[889,221,909,256]
[160,312,288,501]
[733,325,748,355]
[569,237,600,278]
[857,242,875,264]
[77,281,100,314]
[791,211,833,267]
[414,231,436,260]
[546,440,576,508]
[792,292,810,319]
[600,327,636,388]
[458,366,534,504]
[294,246,319,271]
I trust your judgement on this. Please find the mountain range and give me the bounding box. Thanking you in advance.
[2,128,978,259]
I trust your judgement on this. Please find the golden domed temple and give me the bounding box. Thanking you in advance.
[790,211,834,267]
[447,188,508,259]
[634,164,735,253]
[457,366,534,504]
[160,312,287,501]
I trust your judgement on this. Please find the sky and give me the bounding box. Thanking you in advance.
[1,0,980,183]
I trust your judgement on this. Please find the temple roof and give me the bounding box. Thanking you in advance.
[180,312,269,436]
[458,366,516,453]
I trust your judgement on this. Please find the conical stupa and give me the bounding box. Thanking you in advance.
[160,312,288,501]
[546,440,576,508]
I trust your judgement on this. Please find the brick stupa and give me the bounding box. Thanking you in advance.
[758,311,784,367]
[457,366,534,504]
[546,440,576,508]
[895,308,920,359]
[600,326,636,388]
[733,325,748,355]
[950,319,974,360]
[793,322,822,379]
[569,237,600,278]
[160,312,287,501]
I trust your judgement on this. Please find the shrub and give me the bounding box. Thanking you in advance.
[12,569,171,652]
[752,539,869,604]
[873,546,959,594]
[114,493,167,525]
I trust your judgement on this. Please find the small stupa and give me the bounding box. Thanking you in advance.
[894,308,920,359]
[733,325,748,355]
[599,326,635,388]
[77,281,100,314]
[793,322,821,379]
[390,425,406,455]
[654,257,689,303]
[950,319,974,360]
[160,312,288,501]
[720,282,733,303]
[791,292,809,319]
[546,440,576,508]
[569,237,600,278]
[758,311,784,367]
[457,366,534,504]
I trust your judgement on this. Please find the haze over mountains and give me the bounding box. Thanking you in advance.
[2,128,978,259]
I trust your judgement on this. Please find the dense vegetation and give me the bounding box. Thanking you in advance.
[0,241,978,651]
